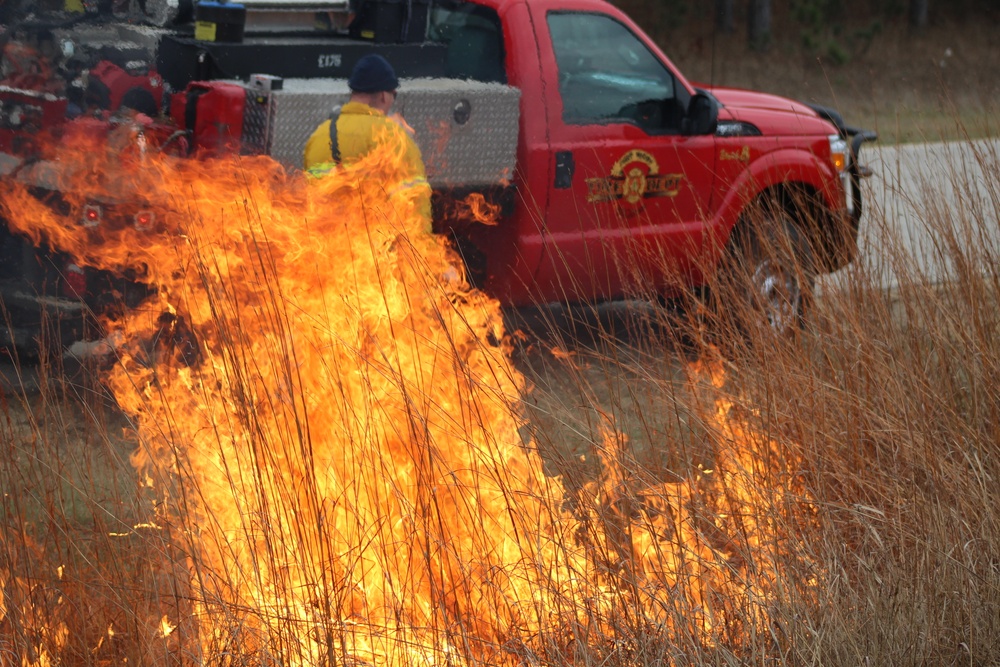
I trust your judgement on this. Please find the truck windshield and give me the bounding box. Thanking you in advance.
[428,3,507,84]
[547,11,683,132]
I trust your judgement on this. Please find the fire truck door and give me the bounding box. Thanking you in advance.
[531,5,717,302]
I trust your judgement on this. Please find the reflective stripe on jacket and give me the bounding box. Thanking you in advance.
[303,102,424,174]
[303,101,430,227]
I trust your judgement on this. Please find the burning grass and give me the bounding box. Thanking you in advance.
[2,136,999,665]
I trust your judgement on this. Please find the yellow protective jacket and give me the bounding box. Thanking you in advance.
[303,101,431,226]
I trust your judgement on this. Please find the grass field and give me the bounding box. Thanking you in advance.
[2,136,998,664]
[649,9,1000,145]
[2,20,999,664]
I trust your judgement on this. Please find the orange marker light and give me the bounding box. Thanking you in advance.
[81,204,102,227]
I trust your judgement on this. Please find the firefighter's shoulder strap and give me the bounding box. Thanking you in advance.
[328,105,342,164]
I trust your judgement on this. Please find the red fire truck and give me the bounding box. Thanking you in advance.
[0,0,874,358]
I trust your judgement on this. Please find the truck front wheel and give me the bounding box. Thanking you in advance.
[718,202,816,342]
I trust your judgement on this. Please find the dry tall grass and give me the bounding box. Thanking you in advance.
[1,138,998,665]
[517,138,1000,663]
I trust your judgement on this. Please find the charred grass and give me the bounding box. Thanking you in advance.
[1,140,999,664]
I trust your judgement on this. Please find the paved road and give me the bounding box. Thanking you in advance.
[818,137,1000,293]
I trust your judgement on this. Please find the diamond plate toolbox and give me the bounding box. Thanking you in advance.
[243,77,520,188]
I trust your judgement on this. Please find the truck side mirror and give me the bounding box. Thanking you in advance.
[683,93,718,136]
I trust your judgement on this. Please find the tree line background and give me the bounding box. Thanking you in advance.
[606,0,998,142]
[612,0,999,54]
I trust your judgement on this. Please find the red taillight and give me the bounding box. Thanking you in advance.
[81,204,102,227]
[62,263,87,299]
[134,210,154,230]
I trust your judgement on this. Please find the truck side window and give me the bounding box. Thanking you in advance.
[547,12,683,133]
[428,4,506,84]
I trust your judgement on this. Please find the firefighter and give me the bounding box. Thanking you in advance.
[304,54,431,230]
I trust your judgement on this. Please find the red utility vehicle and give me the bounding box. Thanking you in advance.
[0,0,874,357]
[435,0,872,320]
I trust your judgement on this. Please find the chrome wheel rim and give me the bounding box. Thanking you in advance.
[751,258,801,335]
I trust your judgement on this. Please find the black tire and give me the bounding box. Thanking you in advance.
[716,200,816,342]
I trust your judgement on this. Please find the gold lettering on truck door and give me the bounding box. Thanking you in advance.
[585,149,684,204]
[719,145,751,163]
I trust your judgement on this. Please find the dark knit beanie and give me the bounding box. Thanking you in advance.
[348,54,399,93]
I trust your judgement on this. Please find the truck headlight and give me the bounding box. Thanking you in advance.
[829,134,850,173]
[829,134,855,217]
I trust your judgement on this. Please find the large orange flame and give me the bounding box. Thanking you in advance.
[0,123,817,664]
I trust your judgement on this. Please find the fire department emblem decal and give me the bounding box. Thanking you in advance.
[586,149,683,204]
